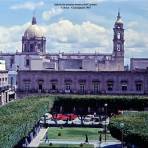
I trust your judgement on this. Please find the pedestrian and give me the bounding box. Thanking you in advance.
[85,134,88,143]
[45,132,48,143]
[99,134,102,148]
[99,134,102,144]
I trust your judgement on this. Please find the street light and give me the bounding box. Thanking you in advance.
[120,122,124,148]
[104,103,108,142]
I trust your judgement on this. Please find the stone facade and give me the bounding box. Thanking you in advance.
[0,12,124,74]
[0,12,147,95]
[131,58,148,71]
[0,70,15,105]
[17,70,148,95]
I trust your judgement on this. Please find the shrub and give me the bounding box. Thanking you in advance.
[109,111,148,148]
[80,143,83,147]
[53,95,148,114]
[58,132,61,136]
[0,96,54,148]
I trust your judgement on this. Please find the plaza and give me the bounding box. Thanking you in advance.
[0,1,148,148]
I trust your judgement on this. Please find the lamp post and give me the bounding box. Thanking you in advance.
[120,122,124,148]
[104,103,108,142]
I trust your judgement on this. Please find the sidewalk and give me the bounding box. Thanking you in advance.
[28,128,121,148]
[40,139,121,148]
[28,127,48,147]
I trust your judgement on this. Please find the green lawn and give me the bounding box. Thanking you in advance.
[45,127,114,141]
[39,143,94,148]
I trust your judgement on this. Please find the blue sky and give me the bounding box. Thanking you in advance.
[0,0,148,64]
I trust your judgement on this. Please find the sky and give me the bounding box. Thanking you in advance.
[0,0,148,65]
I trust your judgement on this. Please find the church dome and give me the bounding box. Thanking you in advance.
[24,16,44,39]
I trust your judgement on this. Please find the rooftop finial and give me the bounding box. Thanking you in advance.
[117,9,121,19]
[32,10,37,25]
[32,16,37,25]
[115,9,123,24]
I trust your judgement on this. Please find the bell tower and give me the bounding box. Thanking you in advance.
[113,11,124,71]
[113,11,124,57]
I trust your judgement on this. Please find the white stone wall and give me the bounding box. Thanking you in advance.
[0,60,6,70]
[0,52,124,72]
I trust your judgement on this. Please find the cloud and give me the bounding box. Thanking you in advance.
[125,27,148,49]
[10,1,44,10]
[124,23,148,61]
[0,23,29,52]
[0,19,148,63]
[42,8,63,21]
[87,0,131,3]
[43,20,111,53]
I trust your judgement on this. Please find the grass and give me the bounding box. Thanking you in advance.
[39,143,94,148]
[45,127,114,141]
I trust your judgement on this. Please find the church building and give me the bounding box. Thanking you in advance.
[0,12,148,95]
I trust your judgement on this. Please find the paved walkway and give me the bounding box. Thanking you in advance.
[28,128,121,148]
[28,127,48,147]
[40,139,121,148]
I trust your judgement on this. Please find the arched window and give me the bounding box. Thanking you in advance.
[117,44,121,51]
[30,44,34,52]
[117,32,120,39]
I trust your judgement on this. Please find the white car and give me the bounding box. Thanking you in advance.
[92,117,100,125]
[39,116,46,124]
[67,120,73,124]
[46,119,56,124]
[83,118,93,125]
[101,117,110,125]
[72,118,81,125]
[85,115,94,120]
[39,120,44,124]
[45,113,52,119]
[57,120,66,125]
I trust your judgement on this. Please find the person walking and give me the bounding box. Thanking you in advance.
[45,132,48,143]
[85,134,88,143]
[99,134,102,148]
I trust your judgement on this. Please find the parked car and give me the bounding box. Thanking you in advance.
[101,117,110,125]
[85,115,94,120]
[46,119,56,125]
[57,120,66,125]
[44,113,52,119]
[92,117,100,125]
[72,117,81,125]
[83,118,93,125]
[67,120,73,124]
[39,116,46,124]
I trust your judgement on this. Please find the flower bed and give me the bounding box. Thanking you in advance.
[52,114,78,120]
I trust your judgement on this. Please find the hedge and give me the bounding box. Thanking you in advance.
[1,95,148,148]
[109,111,148,148]
[0,96,54,148]
[52,95,148,114]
